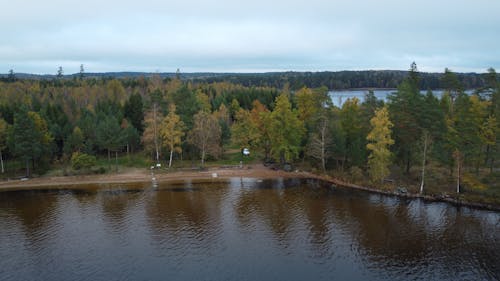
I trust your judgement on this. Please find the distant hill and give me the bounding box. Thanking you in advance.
[1,70,497,90]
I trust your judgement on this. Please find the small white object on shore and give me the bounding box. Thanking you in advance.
[212,173,218,178]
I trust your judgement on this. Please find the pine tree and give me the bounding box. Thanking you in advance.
[96,116,125,169]
[10,109,52,176]
[366,107,394,183]
[124,93,144,133]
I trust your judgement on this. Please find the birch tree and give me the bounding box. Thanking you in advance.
[160,104,185,168]
[188,111,221,167]
[306,115,331,172]
[419,130,432,194]
[142,104,163,163]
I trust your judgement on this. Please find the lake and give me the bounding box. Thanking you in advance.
[328,89,477,107]
[0,178,499,281]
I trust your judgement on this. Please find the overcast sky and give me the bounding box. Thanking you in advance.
[1,0,499,74]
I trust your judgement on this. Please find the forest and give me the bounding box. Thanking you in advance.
[0,64,499,201]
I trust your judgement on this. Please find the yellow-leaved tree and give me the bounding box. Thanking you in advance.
[366,106,394,183]
[160,104,185,168]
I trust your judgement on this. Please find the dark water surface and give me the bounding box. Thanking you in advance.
[0,178,499,281]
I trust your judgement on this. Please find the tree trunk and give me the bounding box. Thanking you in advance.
[169,150,173,168]
[201,148,205,167]
[321,120,327,173]
[406,150,411,174]
[456,151,461,194]
[108,149,111,168]
[25,159,30,178]
[484,144,490,166]
[420,134,428,194]
[153,103,159,164]
[0,149,4,173]
[115,151,118,171]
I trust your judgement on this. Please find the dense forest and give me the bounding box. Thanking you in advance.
[0,64,499,199]
[3,68,497,90]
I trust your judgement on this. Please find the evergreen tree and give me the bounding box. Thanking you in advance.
[11,109,37,176]
[124,93,144,133]
[10,108,52,176]
[387,77,424,174]
[340,98,366,167]
[64,126,84,154]
[96,116,125,168]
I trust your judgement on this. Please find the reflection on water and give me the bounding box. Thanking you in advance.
[0,178,499,281]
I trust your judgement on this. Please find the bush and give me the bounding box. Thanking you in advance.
[71,152,97,170]
[95,167,106,174]
[349,166,364,183]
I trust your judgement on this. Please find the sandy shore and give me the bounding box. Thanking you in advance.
[1,164,498,212]
[0,164,315,191]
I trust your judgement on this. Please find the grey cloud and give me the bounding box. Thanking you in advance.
[1,0,499,73]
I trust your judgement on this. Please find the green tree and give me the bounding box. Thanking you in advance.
[71,152,96,170]
[340,98,366,167]
[441,68,463,107]
[96,116,125,169]
[160,104,185,168]
[7,69,16,82]
[124,93,144,133]
[0,118,8,173]
[10,108,53,176]
[269,94,305,164]
[172,85,200,130]
[366,106,394,183]
[387,77,424,174]
[231,109,259,149]
[64,126,84,154]
[121,119,140,156]
[79,64,85,80]
[249,100,272,160]
[57,66,63,78]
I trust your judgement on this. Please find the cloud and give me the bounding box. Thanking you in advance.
[1,0,499,73]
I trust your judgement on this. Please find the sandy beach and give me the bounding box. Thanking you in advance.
[0,164,317,191]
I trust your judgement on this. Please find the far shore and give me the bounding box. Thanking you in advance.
[1,164,498,212]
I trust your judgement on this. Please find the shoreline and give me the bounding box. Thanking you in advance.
[1,164,498,212]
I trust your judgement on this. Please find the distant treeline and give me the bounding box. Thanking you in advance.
[3,69,497,90]
[192,70,496,90]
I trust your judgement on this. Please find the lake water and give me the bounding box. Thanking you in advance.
[0,178,499,281]
[328,89,477,107]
